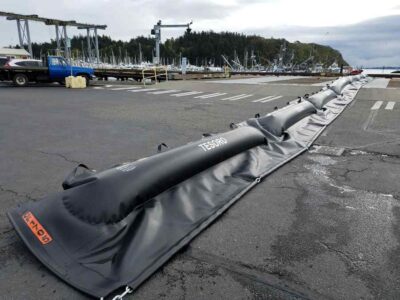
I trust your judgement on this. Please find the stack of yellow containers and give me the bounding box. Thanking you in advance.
[65,76,86,88]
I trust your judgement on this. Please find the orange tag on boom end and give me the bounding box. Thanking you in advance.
[22,211,53,245]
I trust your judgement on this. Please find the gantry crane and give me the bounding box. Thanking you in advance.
[0,11,106,62]
[151,20,192,65]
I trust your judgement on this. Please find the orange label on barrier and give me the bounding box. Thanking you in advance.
[22,211,53,245]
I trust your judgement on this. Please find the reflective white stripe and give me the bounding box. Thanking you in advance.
[385,101,395,110]
[371,101,383,110]
[195,92,227,99]
[171,91,203,97]
[260,95,283,103]
[128,88,158,93]
[221,94,247,100]
[252,95,276,103]
[150,90,180,94]
[105,85,113,88]
[110,86,141,90]
[228,94,253,101]
[364,78,390,89]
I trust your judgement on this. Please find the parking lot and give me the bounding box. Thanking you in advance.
[1,76,400,299]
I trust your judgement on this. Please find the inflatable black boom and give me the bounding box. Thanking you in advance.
[8,75,368,298]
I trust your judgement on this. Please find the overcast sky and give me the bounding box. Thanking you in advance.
[1,0,400,67]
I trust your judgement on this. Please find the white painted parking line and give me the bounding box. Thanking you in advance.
[110,86,141,91]
[260,95,283,103]
[127,88,158,93]
[195,92,227,99]
[209,76,305,85]
[105,85,113,88]
[364,78,390,89]
[92,86,104,90]
[149,89,180,94]
[371,101,383,110]
[221,94,247,101]
[385,101,395,110]
[170,91,203,97]
[252,95,277,103]
[227,94,253,101]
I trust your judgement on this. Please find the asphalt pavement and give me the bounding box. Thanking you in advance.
[0,76,399,299]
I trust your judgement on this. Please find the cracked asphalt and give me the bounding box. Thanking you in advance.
[0,78,399,299]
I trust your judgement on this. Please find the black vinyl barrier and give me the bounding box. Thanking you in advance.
[255,101,317,136]
[8,75,368,298]
[63,126,267,224]
[329,76,352,94]
[307,89,337,110]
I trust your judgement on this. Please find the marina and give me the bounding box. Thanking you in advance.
[0,2,400,300]
[1,74,399,299]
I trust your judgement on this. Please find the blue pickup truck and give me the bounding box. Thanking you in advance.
[0,56,94,87]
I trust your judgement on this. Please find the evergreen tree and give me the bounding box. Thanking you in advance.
[29,31,347,66]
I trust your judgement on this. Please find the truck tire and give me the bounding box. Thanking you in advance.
[83,75,90,87]
[13,74,29,87]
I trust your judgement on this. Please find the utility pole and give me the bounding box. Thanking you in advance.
[151,20,192,65]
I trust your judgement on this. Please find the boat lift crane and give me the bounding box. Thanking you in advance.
[0,11,106,62]
[221,55,233,69]
[151,20,192,65]
[231,50,244,71]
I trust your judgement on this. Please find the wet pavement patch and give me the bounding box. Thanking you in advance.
[268,152,400,299]
[387,79,400,88]
[309,145,345,156]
